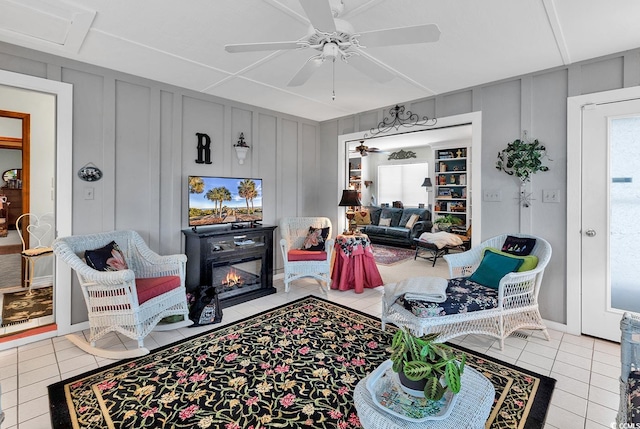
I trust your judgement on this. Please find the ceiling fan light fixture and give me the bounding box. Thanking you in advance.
[323,42,340,59]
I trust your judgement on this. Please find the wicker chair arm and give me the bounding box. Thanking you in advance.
[324,238,335,261]
[141,252,187,266]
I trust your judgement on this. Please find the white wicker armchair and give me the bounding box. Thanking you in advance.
[382,234,552,350]
[53,230,192,358]
[279,217,334,292]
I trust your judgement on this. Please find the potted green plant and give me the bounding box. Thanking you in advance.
[389,327,465,400]
[495,137,550,182]
[433,214,463,231]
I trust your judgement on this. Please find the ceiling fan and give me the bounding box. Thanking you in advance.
[352,141,382,157]
[224,0,441,88]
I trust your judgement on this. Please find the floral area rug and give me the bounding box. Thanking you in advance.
[370,244,415,266]
[48,296,555,429]
[1,286,53,327]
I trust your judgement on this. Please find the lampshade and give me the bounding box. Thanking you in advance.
[421,177,433,188]
[338,189,362,207]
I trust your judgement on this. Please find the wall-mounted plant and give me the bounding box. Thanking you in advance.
[496,134,550,183]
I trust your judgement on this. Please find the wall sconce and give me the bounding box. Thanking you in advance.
[364,180,373,188]
[234,132,250,164]
[421,177,433,192]
[338,189,362,235]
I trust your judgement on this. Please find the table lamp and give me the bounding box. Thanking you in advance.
[339,189,362,234]
[421,177,433,191]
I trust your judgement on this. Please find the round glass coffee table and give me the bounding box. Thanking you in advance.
[354,364,494,429]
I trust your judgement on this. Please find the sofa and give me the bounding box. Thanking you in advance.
[356,206,432,247]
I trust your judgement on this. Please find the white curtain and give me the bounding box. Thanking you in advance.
[377,163,428,207]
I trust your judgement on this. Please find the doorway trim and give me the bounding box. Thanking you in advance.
[566,85,640,336]
[337,111,482,246]
[0,69,73,348]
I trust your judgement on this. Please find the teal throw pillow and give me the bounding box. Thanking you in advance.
[469,250,524,289]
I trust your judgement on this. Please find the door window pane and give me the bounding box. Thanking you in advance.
[610,116,640,313]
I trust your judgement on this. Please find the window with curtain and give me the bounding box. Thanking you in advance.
[377,162,428,207]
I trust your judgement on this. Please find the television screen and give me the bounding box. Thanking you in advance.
[188,176,263,226]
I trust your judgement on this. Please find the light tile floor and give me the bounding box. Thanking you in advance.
[0,258,622,429]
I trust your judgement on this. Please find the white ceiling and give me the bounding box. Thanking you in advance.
[2,0,640,122]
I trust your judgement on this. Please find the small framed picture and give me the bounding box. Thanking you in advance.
[438,188,451,197]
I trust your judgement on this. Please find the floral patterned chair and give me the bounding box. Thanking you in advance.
[53,230,192,358]
[279,217,334,292]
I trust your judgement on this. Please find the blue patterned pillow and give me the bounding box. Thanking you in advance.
[469,250,524,289]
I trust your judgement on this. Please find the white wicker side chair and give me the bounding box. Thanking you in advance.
[53,230,193,359]
[279,217,334,292]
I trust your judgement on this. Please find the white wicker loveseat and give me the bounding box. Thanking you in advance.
[382,234,552,349]
[53,230,193,358]
[279,217,334,292]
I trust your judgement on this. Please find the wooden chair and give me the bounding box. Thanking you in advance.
[279,217,334,292]
[16,213,54,295]
[53,230,192,358]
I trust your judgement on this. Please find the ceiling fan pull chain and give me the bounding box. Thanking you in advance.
[332,57,336,101]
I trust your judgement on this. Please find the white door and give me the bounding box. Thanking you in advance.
[582,98,640,341]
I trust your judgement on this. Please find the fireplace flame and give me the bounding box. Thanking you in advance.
[223,269,243,287]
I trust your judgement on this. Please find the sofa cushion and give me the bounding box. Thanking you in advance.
[401,277,498,317]
[405,214,420,229]
[469,249,524,289]
[85,241,129,271]
[483,247,538,272]
[368,207,382,225]
[501,235,536,256]
[381,208,403,227]
[301,226,329,251]
[399,208,428,226]
[354,210,371,225]
[379,218,391,226]
[136,276,181,304]
[384,227,412,239]
[287,249,328,262]
[362,225,389,236]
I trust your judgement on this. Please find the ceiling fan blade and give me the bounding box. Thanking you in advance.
[287,57,324,87]
[225,41,303,53]
[358,24,441,48]
[347,54,395,83]
[299,0,336,32]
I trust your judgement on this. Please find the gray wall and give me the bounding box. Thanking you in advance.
[0,41,321,324]
[319,49,640,325]
[2,39,640,326]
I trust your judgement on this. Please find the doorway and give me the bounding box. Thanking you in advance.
[337,111,482,246]
[0,107,55,337]
[0,69,73,350]
[567,86,640,342]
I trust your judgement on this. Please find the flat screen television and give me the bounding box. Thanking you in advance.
[188,176,263,227]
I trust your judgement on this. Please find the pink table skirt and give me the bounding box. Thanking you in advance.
[331,235,383,293]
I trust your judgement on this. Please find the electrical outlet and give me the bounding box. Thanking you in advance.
[542,189,560,203]
[483,190,502,202]
[84,186,94,200]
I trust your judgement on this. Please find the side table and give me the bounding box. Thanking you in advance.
[331,233,383,293]
[354,365,494,429]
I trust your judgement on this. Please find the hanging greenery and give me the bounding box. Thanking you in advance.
[496,136,550,182]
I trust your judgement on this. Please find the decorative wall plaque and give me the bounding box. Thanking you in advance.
[78,163,103,182]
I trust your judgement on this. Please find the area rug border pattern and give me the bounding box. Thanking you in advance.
[48,295,555,429]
